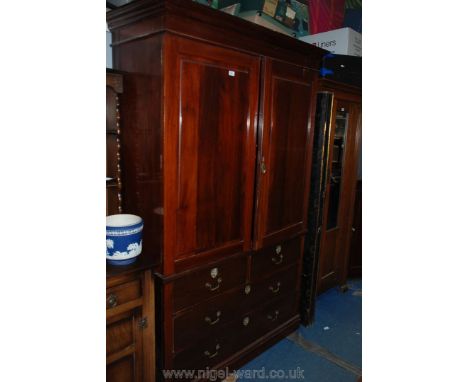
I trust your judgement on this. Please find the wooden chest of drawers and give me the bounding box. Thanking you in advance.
[156,237,304,378]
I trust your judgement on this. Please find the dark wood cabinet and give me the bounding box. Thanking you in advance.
[300,81,361,324]
[107,0,325,379]
[315,80,362,295]
[106,270,156,382]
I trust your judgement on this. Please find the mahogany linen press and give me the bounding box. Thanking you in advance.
[107,0,325,379]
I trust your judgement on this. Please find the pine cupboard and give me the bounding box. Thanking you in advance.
[107,0,325,379]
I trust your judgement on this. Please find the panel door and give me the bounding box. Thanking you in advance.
[107,308,143,382]
[254,58,316,249]
[164,36,260,270]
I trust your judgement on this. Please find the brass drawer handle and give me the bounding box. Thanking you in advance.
[275,245,282,254]
[271,254,283,265]
[244,285,251,295]
[204,344,221,359]
[205,311,221,325]
[269,282,281,294]
[243,316,250,326]
[205,277,222,291]
[267,310,279,322]
[107,293,118,308]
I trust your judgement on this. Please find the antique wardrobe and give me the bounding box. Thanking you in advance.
[107,0,325,379]
[301,79,362,324]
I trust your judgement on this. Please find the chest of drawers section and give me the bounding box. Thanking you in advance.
[157,236,304,379]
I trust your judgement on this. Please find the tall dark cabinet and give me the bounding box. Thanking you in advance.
[317,80,361,294]
[107,0,325,380]
[301,79,361,323]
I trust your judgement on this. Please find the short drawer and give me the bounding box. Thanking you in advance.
[254,295,298,335]
[250,264,299,305]
[173,284,255,353]
[251,237,302,281]
[173,255,247,312]
[106,278,142,310]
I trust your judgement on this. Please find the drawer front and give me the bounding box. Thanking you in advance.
[173,255,247,312]
[251,237,302,281]
[173,284,255,353]
[250,264,299,305]
[106,279,142,310]
[173,295,297,372]
[173,311,257,371]
[253,295,298,335]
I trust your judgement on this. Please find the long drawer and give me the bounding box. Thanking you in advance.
[173,295,297,372]
[173,284,255,353]
[173,263,299,354]
[251,237,302,282]
[173,255,247,313]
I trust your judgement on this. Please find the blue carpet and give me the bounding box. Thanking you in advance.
[237,278,362,381]
[236,338,356,382]
[298,279,362,367]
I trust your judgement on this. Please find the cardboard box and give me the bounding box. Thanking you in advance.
[299,27,361,57]
[239,10,296,37]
